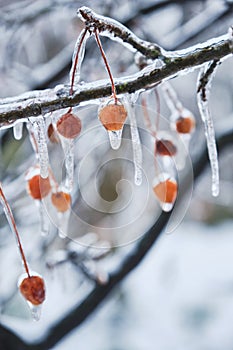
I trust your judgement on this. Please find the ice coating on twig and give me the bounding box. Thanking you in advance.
[128,103,142,186]
[197,61,219,197]
[60,137,74,193]
[32,117,49,179]
[13,121,23,140]
[69,28,89,91]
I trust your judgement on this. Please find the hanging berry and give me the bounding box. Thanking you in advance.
[26,167,51,200]
[19,274,45,306]
[174,109,196,134]
[51,191,71,212]
[47,123,60,143]
[152,173,178,212]
[98,100,127,131]
[56,112,82,139]
[156,138,177,157]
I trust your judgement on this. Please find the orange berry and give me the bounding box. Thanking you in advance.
[98,103,127,131]
[56,112,81,139]
[153,178,177,204]
[27,175,51,200]
[156,139,177,156]
[19,275,45,305]
[175,116,195,134]
[51,191,71,212]
[47,123,60,143]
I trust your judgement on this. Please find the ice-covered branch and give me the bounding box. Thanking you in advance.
[0,30,232,125]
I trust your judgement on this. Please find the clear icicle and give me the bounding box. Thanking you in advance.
[13,122,23,140]
[57,211,70,239]
[69,28,89,87]
[108,129,122,150]
[38,201,49,237]
[28,302,42,321]
[197,62,219,197]
[128,103,143,186]
[60,137,74,193]
[32,117,49,179]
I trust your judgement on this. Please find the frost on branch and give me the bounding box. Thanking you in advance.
[197,60,220,197]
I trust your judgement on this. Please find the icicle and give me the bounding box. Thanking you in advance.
[31,117,49,179]
[60,137,74,193]
[13,121,23,140]
[28,303,42,321]
[128,102,142,186]
[57,211,70,239]
[197,62,219,197]
[108,129,122,150]
[69,28,89,89]
[38,201,49,237]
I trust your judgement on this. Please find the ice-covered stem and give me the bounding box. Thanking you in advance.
[162,81,183,113]
[0,23,233,123]
[197,60,220,197]
[69,28,88,95]
[0,184,30,278]
[94,29,118,104]
[78,6,163,59]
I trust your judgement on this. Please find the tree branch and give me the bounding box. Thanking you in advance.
[0,31,232,124]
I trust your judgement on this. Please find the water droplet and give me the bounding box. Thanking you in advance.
[108,129,122,150]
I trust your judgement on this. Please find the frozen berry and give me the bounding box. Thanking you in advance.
[153,178,177,204]
[56,112,82,139]
[19,275,45,306]
[47,123,60,143]
[175,116,195,134]
[156,139,177,156]
[27,174,51,200]
[51,191,71,212]
[98,103,127,131]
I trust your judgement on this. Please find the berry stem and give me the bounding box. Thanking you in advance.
[0,184,30,278]
[70,27,88,96]
[94,29,118,104]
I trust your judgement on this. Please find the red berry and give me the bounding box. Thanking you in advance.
[27,174,51,200]
[19,275,45,305]
[51,191,71,212]
[175,116,195,134]
[56,112,82,139]
[153,178,177,204]
[47,123,60,143]
[98,103,127,131]
[156,139,177,156]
